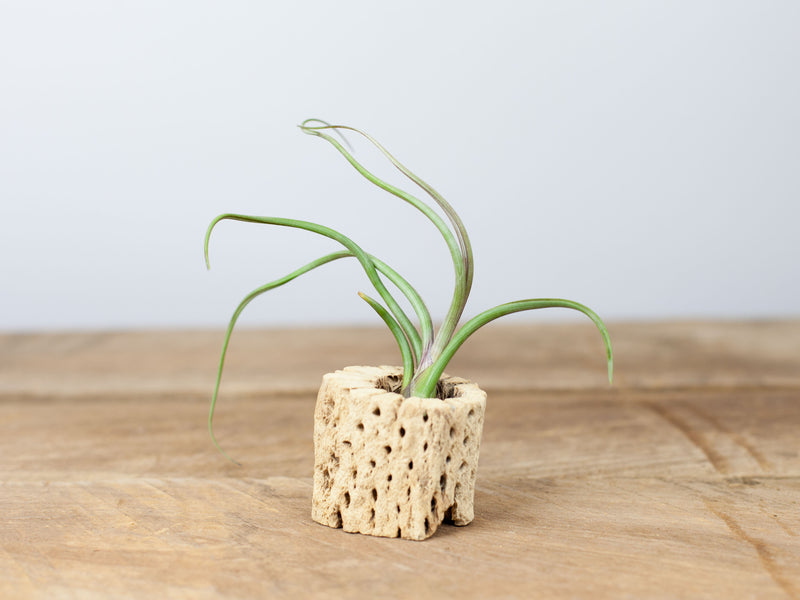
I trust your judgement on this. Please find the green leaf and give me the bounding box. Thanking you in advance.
[408,299,614,398]
[205,246,432,462]
[299,120,469,364]
[306,121,476,352]
[205,213,424,360]
[206,250,350,465]
[358,292,414,390]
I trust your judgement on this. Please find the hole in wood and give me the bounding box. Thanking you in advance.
[377,374,403,394]
[320,478,331,493]
[436,380,458,400]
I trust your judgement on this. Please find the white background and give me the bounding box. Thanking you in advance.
[1,1,798,332]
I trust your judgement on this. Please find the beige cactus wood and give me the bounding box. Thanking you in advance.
[312,366,487,540]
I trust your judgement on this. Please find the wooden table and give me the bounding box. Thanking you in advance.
[1,321,799,599]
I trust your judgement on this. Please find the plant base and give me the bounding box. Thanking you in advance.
[312,366,486,540]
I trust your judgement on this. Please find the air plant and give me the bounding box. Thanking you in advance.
[205,119,613,459]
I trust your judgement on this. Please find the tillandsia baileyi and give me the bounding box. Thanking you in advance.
[205,119,614,461]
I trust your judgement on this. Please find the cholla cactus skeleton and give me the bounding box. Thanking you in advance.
[205,119,613,460]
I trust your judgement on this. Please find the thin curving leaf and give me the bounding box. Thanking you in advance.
[300,118,354,152]
[358,292,414,390]
[369,256,433,362]
[299,120,467,364]
[408,298,614,398]
[301,121,475,361]
[205,212,424,360]
[207,250,350,464]
[300,122,471,267]
[205,246,436,462]
[206,242,432,359]
[305,123,474,292]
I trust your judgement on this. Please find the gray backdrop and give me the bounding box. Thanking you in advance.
[2,1,798,331]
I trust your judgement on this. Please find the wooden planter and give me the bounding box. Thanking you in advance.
[311,366,486,540]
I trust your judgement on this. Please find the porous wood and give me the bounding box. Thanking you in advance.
[312,366,486,539]
[1,321,799,599]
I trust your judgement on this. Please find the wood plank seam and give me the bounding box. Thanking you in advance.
[703,499,800,600]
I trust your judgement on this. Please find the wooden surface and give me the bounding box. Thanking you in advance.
[1,321,799,599]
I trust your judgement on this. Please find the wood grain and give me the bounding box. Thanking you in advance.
[1,321,798,599]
